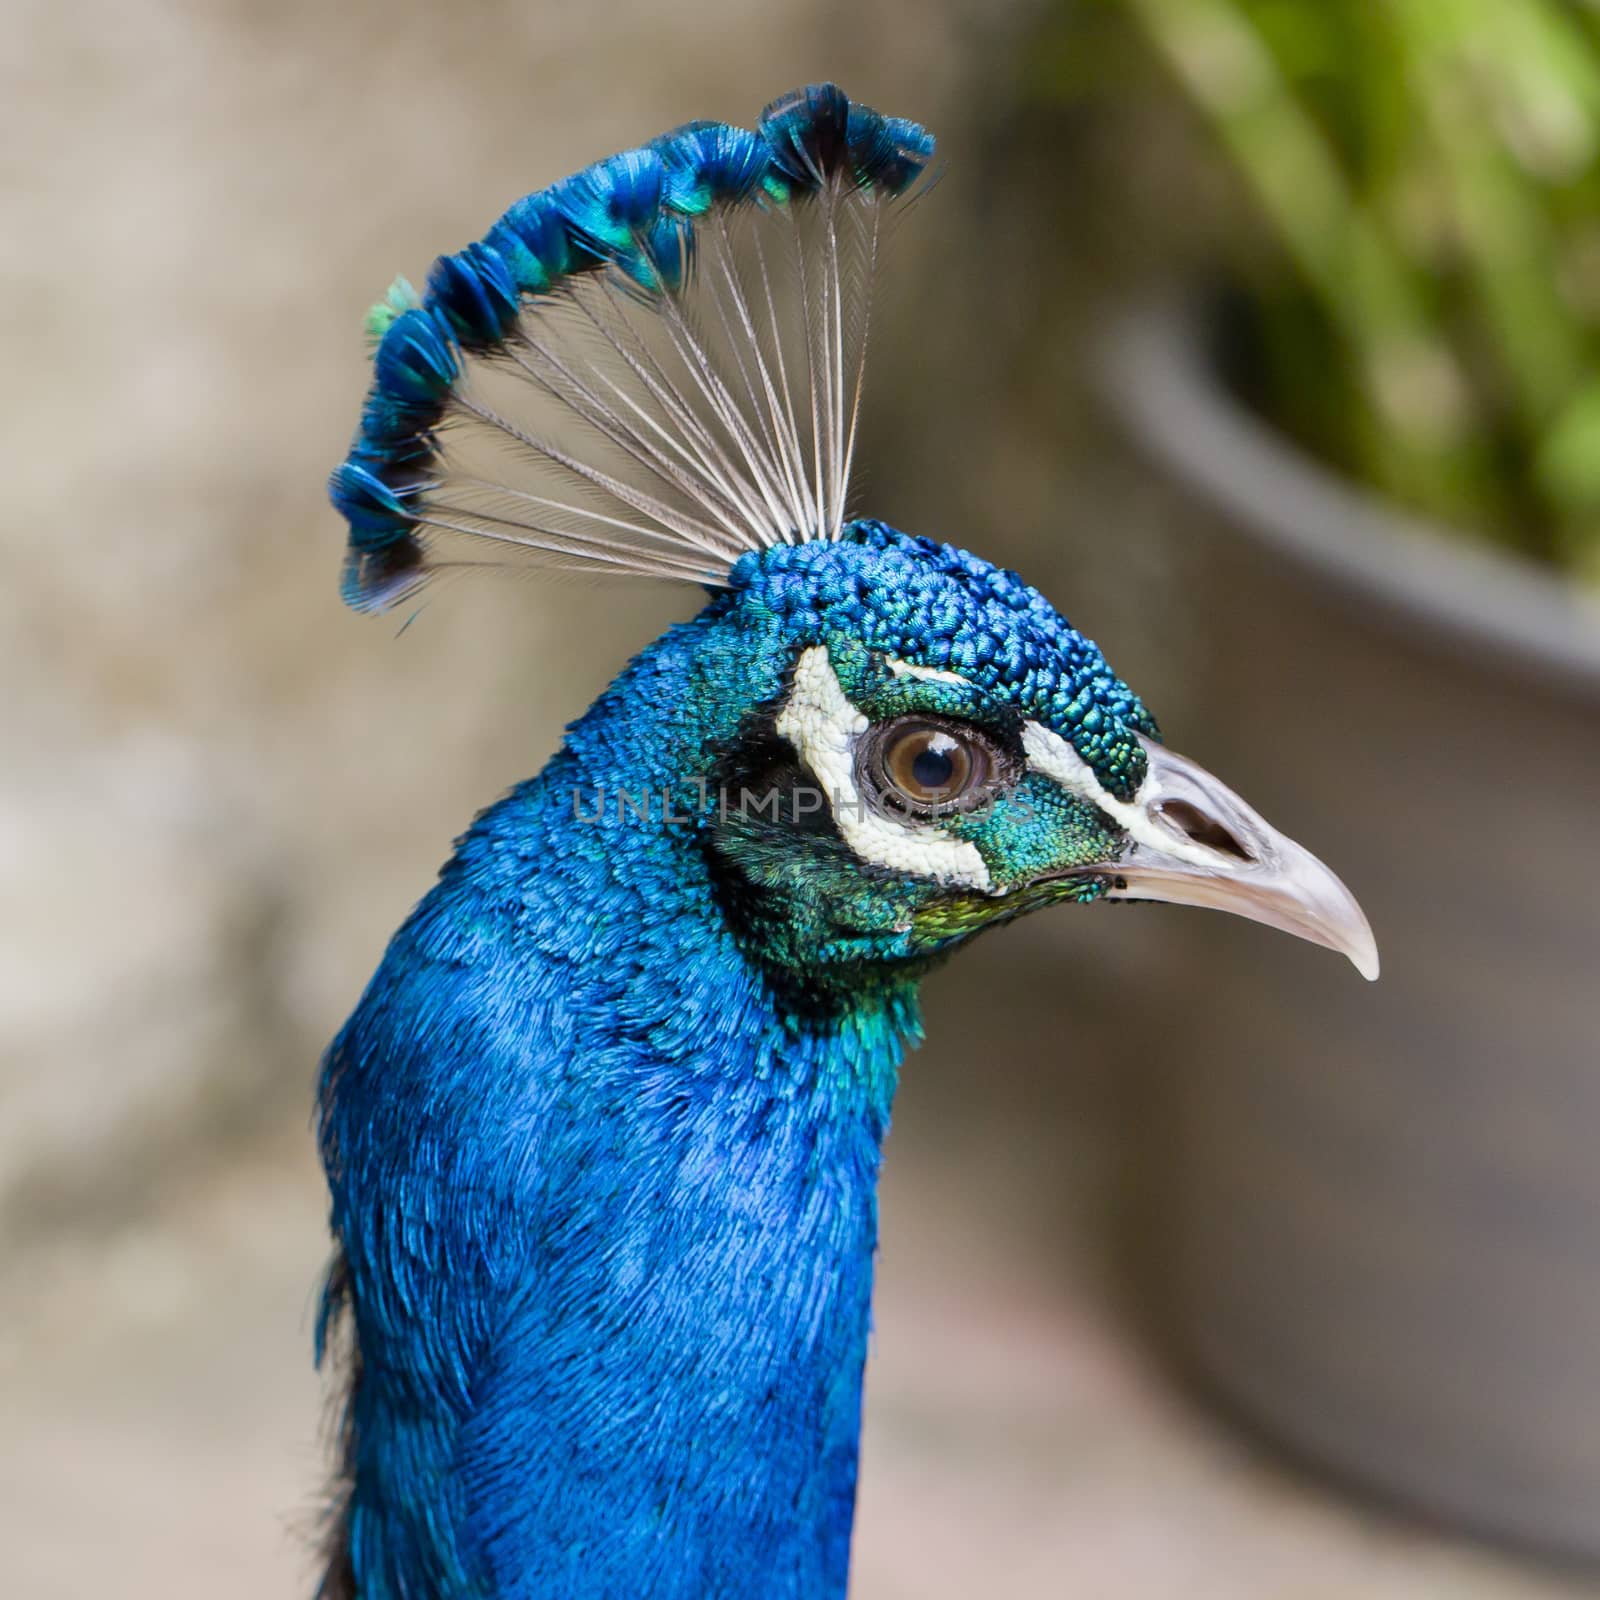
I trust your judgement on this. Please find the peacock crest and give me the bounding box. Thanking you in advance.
[331,83,934,608]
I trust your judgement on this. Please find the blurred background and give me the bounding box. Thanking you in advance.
[6,1,1600,1595]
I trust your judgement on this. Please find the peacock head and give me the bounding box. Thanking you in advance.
[679,519,1376,992]
[330,83,1376,999]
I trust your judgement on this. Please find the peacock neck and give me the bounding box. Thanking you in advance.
[322,628,923,1599]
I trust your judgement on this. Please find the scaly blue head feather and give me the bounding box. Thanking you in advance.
[318,84,1378,1600]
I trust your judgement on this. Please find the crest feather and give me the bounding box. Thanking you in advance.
[330,84,935,612]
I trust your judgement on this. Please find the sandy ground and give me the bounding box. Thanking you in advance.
[6,1098,1597,1600]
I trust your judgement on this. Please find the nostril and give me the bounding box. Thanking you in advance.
[1155,799,1254,862]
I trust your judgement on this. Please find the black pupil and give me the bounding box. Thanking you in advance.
[910,742,956,792]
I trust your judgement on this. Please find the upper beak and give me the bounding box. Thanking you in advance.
[1098,735,1379,981]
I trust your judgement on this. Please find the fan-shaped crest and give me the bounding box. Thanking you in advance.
[329,84,935,610]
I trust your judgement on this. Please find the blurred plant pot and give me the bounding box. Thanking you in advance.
[1102,297,1600,1561]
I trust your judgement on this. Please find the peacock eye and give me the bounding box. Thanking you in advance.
[858,716,1017,821]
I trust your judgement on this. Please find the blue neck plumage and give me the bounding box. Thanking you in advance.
[320,608,921,1599]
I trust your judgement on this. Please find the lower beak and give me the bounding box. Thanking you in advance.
[1095,736,1379,981]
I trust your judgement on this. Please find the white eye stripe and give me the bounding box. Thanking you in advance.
[1021,720,1221,869]
[776,647,993,891]
[885,656,974,688]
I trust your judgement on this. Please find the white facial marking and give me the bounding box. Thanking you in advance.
[885,656,973,688]
[1021,720,1224,870]
[776,646,993,891]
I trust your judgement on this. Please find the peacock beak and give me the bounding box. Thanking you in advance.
[1096,735,1379,981]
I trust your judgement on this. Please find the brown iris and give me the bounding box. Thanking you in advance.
[858,715,1015,819]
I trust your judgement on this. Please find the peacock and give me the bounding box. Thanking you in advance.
[317,83,1377,1599]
